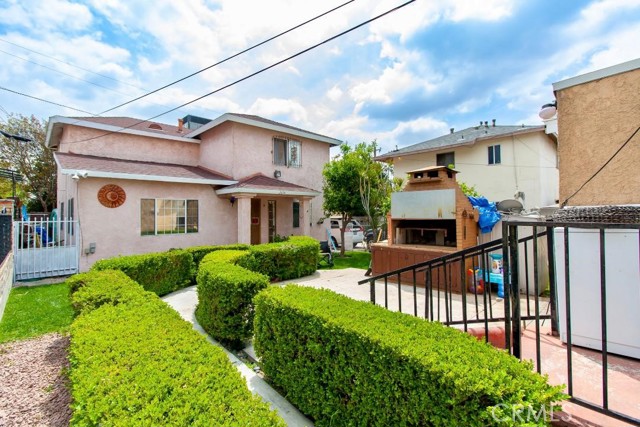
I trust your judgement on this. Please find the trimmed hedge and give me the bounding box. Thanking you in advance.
[237,236,319,280]
[185,244,251,265]
[196,251,269,349]
[254,285,566,427]
[68,270,154,315]
[91,249,194,296]
[184,244,251,281]
[68,270,284,426]
[199,249,250,268]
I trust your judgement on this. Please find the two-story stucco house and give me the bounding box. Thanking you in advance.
[45,113,341,271]
[376,121,558,210]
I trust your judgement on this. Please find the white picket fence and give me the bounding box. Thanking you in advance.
[13,219,80,280]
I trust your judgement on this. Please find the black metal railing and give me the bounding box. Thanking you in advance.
[359,229,551,341]
[359,219,640,426]
[503,219,640,426]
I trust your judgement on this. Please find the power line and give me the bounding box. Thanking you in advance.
[69,0,416,144]
[0,86,97,116]
[100,0,356,115]
[0,48,138,99]
[0,37,147,92]
[561,125,640,208]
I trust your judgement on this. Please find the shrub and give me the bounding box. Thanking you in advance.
[183,244,250,282]
[68,270,153,316]
[254,285,566,427]
[196,257,269,349]
[70,295,284,426]
[199,249,250,268]
[92,250,194,296]
[237,236,319,280]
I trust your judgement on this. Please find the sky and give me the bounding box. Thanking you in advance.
[0,0,639,156]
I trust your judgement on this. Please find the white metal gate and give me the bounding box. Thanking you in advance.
[13,219,80,280]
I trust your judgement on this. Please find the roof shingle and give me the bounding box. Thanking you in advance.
[55,152,233,183]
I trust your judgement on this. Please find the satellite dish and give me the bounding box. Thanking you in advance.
[497,199,523,214]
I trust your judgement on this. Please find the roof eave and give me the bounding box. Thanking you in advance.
[186,113,342,146]
[216,187,320,197]
[59,168,237,186]
[553,58,640,92]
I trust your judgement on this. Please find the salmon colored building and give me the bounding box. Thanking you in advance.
[46,114,341,271]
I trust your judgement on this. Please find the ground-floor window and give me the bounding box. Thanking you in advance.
[141,199,198,235]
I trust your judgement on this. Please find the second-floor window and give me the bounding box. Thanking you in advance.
[436,152,455,168]
[273,137,302,167]
[488,145,501,165]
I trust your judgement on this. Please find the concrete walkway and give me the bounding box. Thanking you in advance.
[161,287,313,427]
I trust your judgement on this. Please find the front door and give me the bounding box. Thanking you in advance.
[268,200,276,243]
[251,199,260,245]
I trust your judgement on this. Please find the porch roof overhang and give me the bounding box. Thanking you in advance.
[54,152,237,185]
[216,173,320,198]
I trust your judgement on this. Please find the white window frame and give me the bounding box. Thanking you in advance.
[488,144,501,165]
[141,198,198,236]
[273,136,302,168]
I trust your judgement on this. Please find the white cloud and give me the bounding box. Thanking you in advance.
[392,117,449,136]
[326,85,343,102]
[286,65,301,76]
[349,62,418,104]
[247,98,309,124]
[445,0,514,22]
[576,24,640,74]
[0,0,93,32]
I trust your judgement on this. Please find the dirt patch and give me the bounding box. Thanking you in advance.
[0,333,71,426]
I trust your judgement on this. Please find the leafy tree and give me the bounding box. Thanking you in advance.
[322,144,366,256]
[355,141,400,245]
[0,114,56,213]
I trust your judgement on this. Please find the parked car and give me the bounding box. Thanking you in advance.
[328,218,365,247]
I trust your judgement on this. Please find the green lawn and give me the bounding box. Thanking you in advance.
[0,282,74,344]
[321,251,371,270]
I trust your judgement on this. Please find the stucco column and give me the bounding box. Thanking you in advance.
[301,197,313,237]
[235,194,255,245]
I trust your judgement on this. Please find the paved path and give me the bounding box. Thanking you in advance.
[161,287,313,427]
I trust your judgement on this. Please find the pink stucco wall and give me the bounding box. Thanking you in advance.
[73,177,237,272]
[59,125,200,166]
[198,122,330,240]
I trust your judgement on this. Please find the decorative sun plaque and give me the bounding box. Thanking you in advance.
[98,184,126,208]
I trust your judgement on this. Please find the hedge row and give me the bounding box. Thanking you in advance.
[67,270,154,315]
[254,285,566,427]
[184,244,251,281]
[237,236,319,281]
[195,250,269,349]
[91,250,193,296]
[68,270,284,426]
[89,236,319,297]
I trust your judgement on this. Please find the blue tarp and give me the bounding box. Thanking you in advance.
[467,196,501,233]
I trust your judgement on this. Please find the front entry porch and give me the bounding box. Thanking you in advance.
[216,174,320,245]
